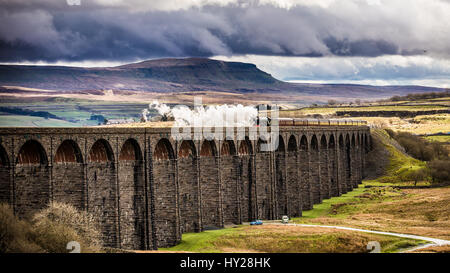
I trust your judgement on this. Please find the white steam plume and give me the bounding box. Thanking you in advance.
[150,100,171,117]
[144,100,258,127]
[141,109,149,122]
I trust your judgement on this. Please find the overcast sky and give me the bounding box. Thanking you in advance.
[1,0,450,87]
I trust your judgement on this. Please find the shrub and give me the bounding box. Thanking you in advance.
[0,202,103,253]
[31,202,103,253]
[388,131,449,162]
[385,128,396,139]
[401,169,428,186]
[327,99,337,106]
[0,203,42,253]
[427,160,450,184]
[31,217,83,253]
[388,91,450,102]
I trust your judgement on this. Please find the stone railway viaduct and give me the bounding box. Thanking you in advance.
[0,125,370,250]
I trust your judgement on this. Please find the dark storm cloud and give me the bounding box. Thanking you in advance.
[0,0,449,62]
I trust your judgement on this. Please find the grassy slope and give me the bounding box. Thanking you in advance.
[364,129,428,186]
[292,129,450,243]
[291,186,450,241]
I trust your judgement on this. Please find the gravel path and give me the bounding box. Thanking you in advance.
[265,222,450,252]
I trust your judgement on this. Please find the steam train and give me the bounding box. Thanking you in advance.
[256,117,367,126]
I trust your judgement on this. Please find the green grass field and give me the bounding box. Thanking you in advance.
[300,185,366,219]
[280,104,448,117]
[0,98,148,126]
[424,135,450,143]
[0,115,80,127]
[159,223,424,253]
[365,129,428,185]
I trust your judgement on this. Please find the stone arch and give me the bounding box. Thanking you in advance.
[287,135,301,217]
[200,140,217,157]
[311,135,319,151]
[199,139,221,228]
[275,135,287,217]
[299,135,312,210]
[221,140,239,225]
[17,139,48,165]
[328,135,339,197]
[88,139,114,163]
[87,139,117,247]
[118,138,146,250]
[238,139,252,155]
[178,140,200,233]
[154,138,174,161]
[152,138,178,247]
[55,140,83,163]
[300,135,308,151]
[276,135,286,154]
[119,139,143,161]
[221,140,236,156]
[53,140,85,211]
[320,135,330,199]
[15,140,50,217]
[310,135,321,204]
[0,144,8,166]
[288,135,297,152]
[178,140,196,159]
[0,144,10,205]
[239,138,256,221]
[328,134,336,148]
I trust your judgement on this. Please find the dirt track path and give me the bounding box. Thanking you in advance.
[265,222,450,252]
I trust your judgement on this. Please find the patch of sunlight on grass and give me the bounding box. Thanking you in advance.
[370,129,427,184]
[293,185,367,220]
[159,227,242,252]
[424,135,450,143]
[382,238,428,253]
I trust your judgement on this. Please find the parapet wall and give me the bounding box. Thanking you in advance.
[0,125,371,250]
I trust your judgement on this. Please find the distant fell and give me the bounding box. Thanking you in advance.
[117,57,279,85]
[0,57,280,92]
[0,57,446,99]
